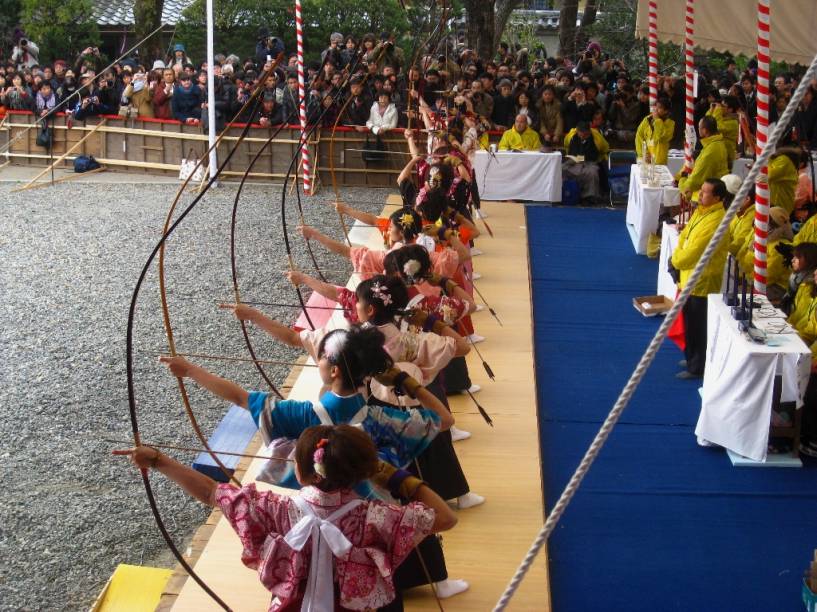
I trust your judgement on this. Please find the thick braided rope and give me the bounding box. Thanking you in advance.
[295,0,311,195]
[648,1,659,111]
[753,0,771,293]
[492,51,817,612]
[683,0,695,171]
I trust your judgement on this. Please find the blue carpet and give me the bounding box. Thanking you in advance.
[527,206,817,612]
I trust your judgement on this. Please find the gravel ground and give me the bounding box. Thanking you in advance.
[0,180,388,611]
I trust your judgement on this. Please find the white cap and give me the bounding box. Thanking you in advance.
[152,60,166,71]
[720,173,743,195]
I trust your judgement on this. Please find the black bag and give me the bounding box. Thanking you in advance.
[35,122,52,148]
[361,134,386,163]
[667,260,681,284]
[74,155,101,173]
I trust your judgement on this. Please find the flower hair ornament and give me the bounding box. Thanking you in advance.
[398,212,416,230]
[403,259,422,285]
[322,330,349,362]
[370,282,393,306]
[313,438,329,479]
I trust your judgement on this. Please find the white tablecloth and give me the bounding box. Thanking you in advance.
[657,222,680,301]
[473,150,562,202]
[625,164,679,255]
[695,294,811,462]
[731,157,817,181]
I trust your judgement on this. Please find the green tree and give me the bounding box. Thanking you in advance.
[20,0,99,63]
[0,0,22,59]
[175,0,410,64]
[133,0,166,62]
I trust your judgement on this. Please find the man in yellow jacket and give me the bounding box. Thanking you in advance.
[768,148,800,214]
[705,96,740,166]
[671,177,729,379]
[677,116,729,202]
[498,114,542,151]
[635,97,675,165]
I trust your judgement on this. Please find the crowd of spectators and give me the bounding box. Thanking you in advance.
[0,29,814,148]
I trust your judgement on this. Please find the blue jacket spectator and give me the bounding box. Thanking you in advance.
[172,74,203,123]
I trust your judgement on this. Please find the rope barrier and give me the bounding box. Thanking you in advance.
[492,48,817,612]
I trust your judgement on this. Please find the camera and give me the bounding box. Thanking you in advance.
[20,39,28,46]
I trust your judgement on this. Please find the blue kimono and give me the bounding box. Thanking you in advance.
[247,390,441,490]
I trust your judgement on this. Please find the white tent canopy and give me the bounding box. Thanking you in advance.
[635,0,817,66]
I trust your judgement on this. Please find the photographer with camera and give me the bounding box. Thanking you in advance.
[11,36,39,71]
[255,28,284,68]
[607,83,642,145]
[72,72,110,120]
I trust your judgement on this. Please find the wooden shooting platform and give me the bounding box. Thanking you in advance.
[165,198,551,611]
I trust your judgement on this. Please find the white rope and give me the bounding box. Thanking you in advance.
[492,50,817,612]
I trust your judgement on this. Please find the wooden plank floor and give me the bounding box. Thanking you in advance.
[170,199,550,611]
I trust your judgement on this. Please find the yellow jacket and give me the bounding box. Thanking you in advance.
[738,236,791,290]
[498,126,542,151]
[728,206,755,256]
[634,114,675,165]
[678,134,729,198]
[563,127,609,162]
[768,155,798,214]
[705,106,739,166]
[671,203,729,296]
[787,279,817,345]
[794,213,817,245]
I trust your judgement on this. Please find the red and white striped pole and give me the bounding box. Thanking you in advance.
[295,0,311,195]
[753,0,770,294]
[648,0,659,111]
[683,0,695,172]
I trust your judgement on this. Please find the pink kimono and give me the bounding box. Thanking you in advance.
[216,483,435,611]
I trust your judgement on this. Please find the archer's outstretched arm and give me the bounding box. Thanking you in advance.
[287,270,340,301]
[219,303,302,348]
[335,201,379,226]
[160,356,249,409]
[299,224,351,258]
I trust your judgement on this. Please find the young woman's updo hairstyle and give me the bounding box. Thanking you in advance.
[295,425,379,492]
[317,325,393,388]
[388,208,423,242]
[355,275,409,324]
[416,188,449,223]
[383,244,432,285]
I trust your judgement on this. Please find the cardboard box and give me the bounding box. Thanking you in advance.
[633,295,674,317]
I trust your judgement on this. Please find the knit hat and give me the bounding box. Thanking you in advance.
[769,206,790,229]
[173,43,186,53]
[498,78,512,89]
[152,60,166,71]
[720,173,743,195]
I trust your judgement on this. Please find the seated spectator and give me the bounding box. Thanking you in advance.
[153,68,175,119]
[57,69,78,105]
[607,83,641,143]
[514,90,537,129]
[123,71,154,118]
[562,83,598,132]
[536,85,563,148]
[491,78,515,128]
[498,113,542,151]
[172,72,203,124]
[252,91,283,126]
[34,81,56,117]
[1,72,33,111]
[366,91,397,135]
[768,147,801,214]
[634,97,675,165]
[72,73,110,120]
[562,121,609,204]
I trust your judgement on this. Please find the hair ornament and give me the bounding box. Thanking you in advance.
[403,259,421,283]
[399,212,415,229]
[323,330,349,361]
[371,281,393,305]
[313,438,329,478]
